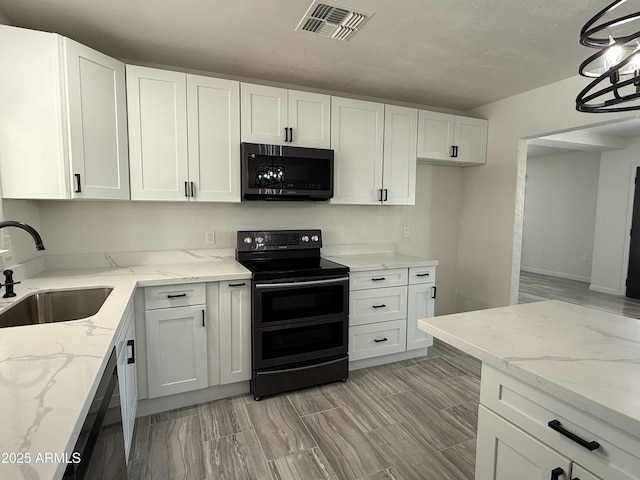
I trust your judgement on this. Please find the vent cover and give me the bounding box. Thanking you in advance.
[296,1,373,41]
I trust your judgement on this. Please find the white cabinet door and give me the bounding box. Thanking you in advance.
[383,105,417,205]
[417,110,454,162]
[241,83,288,144]
[145,305,208,398]
[116,303,137,460]
[476,405,571,480]
[330,96,384,205]
[571,464,603,480]
[288,90,331,148]
[64,38,129,200]
[127,66,189,201]
[406,283,435,350]
[187,75,241,202]
[219,280,251,384]
[0,25,128,200]
[454,116,488,165]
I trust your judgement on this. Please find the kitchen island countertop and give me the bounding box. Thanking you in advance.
[0,252,250,480]
[418,300,640,439]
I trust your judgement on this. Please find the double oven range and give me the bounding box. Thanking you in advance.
[236,230,349,400]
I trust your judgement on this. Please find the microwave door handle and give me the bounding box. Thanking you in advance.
[255,277,347,290]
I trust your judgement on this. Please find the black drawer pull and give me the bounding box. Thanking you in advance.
[228,282,246,287]
[416,272,430,277]
[127,339,135,364]
[548,420,600,451]
[167,293,187,299]
[550,467,563,480]
[374,337,388,343]
[74,173,82,193]
[431,285,437,299]
[372,304,387,309]
[371,277,386,281]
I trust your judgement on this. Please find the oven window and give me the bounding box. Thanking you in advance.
[259,284,345,323]
[260,320,345,360]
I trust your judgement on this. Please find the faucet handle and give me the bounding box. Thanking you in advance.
[2,270,20,298]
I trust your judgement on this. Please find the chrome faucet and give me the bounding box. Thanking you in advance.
[0,221,45,298]
[0,221,46,251]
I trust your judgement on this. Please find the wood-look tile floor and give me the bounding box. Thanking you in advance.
[128,340,480,480]
[128,271,638,480]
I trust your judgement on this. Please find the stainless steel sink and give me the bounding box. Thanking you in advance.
[0,288,113,328]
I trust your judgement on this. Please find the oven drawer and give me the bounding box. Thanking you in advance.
[144,283,205,309]
[349,319,407,361]
[409,266,436,284]
[350,268,408,290]
[482,365,640,480]
[350,286,407,326]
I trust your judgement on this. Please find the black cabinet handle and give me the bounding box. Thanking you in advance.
[550,467,563,480]
[184,181,189,197]
[202,309,205,327]
[383,188,388,201]
[228,282,246,287]
[572,478,582,480]
[190,181,195,197]
[450,145,459,158]
[378,189,383,201]
[547,420,600,451]
[371,277,386,281]
[416,272,430,277]
[372,304,387,309]
[127,339,135,364]
[431,286,437,299]
[74,173,82,193]
[374,338,388,343]
[288,127,293,143]
[167,293,187,299]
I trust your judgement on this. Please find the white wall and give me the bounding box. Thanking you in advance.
[462,75,631,311]
[521,151,600,282]
[3,164,464,314]
[590,137,640,295]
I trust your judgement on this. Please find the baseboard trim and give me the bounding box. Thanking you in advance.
[588,284,625,296]
[520,267,590,283]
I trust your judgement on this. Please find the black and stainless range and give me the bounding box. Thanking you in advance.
[236,229,349,401]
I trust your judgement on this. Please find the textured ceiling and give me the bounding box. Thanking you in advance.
[0,0,612,111]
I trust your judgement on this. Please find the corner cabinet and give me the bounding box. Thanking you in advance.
[116,299,137,460]
[0,25,129,200]
[417,111,487,166]
[127,66,240,202]
[240,83,330,148]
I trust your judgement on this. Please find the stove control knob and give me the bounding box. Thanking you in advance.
[255,236,264,244]
[243,237,252,244]
[301,235,310,242]
[311,235,319,242]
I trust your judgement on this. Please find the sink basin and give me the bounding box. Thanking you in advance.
[0,288,113,328]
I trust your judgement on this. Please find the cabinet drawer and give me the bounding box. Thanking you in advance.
[349,319,406,361]
[350,268,408,290]
[409,266,436,284]
[482,365,640,480]
[144,283,205,309]
[350,286,407,326]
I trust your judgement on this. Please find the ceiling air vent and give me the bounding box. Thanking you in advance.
[296,1,373,41]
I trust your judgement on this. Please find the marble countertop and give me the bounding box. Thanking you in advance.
[324,252,438,272]
[0,251,251,480]
[418,300,640,438]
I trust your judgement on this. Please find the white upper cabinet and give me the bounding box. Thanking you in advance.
[127,66,240,202]
[417,110,487,166]
[241,83,330,148]
[331,98,417,205]
[0,25,129,200]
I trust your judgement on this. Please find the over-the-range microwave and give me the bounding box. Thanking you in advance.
[240,142,334,201]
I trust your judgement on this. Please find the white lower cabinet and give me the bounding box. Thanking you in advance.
[348,265,436,363]
[476,406,571,480]
[116,300,137,460]
[572,464,604,480]
[218,280,251,384]
[145,287,208,398]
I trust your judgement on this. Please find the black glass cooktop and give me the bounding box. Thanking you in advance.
[238,257,348,281]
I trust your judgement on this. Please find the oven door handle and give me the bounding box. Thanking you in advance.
[256,356,346,375]
[254,277,348,289]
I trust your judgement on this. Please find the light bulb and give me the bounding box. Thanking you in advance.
[605,36,622,70]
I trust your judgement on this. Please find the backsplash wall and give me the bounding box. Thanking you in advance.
[2,164,463,313]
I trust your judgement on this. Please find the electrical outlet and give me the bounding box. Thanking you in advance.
[205,230,215,245]
[402,226,410,238]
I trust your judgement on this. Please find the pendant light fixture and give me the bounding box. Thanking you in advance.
[576,0,640,112]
